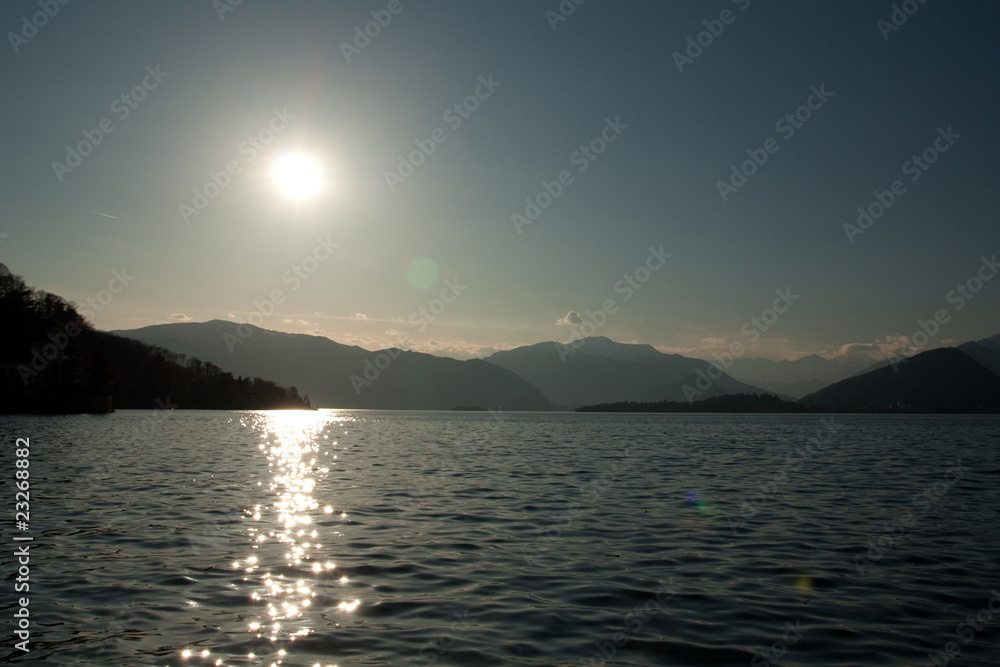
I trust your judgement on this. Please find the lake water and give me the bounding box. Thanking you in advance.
[1,410,999,666]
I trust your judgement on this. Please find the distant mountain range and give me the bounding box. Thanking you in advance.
[113,322,1000,412]
[579,343,1000,413]
[8,249,998,415]
[114,320,555,410]
[725,353,880,398]
[115,325,773,410]
[484,337,769,407]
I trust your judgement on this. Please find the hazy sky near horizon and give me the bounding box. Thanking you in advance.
[2,0,999,361]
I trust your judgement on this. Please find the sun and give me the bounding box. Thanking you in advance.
[271,153,323,199]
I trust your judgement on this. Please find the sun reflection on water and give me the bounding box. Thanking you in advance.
[177,410,357,666]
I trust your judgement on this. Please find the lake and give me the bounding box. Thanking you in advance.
[1,410,999,666]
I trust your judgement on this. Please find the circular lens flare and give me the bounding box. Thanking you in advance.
[407,257,438,289]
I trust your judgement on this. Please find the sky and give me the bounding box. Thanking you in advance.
[2,0,999,362]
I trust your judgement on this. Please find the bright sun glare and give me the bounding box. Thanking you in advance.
[271,154,323,200]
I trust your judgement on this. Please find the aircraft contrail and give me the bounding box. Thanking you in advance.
[88,211,119,219]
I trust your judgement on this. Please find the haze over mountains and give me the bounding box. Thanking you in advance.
[724,353,881,398]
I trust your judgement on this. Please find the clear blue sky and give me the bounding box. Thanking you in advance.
[2,0,998,361]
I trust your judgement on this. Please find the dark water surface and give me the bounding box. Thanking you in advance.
[1,411,999,666]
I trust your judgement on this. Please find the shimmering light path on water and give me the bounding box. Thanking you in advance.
[1,411,999,665]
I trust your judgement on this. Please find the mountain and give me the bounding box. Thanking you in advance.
[799,347,1000,413]
[114,320,555,410]
[726,353,880,398]
[0,265,309,413]
[484,336,770,408]
[975,332,1000,351]
[958,332,1000,378]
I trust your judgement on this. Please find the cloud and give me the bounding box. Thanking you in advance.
[168,313,193,322]
[556,311,583,326]
[354,312,368,320]
[820,335,931,360]
[840,343,881,356]
[309,328,325,336]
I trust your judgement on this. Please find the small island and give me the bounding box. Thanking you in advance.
[577,393,807,413]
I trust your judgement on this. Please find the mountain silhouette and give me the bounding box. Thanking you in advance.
[0,266,308,413]
[799,347,1000,413]
[114,320,555,410]
[485,336,770,408]
[726,352,880,398]
[958,332,1000,378]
